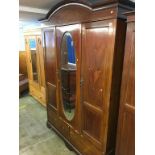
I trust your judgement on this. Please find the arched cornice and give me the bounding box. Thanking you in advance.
[48,3,92,20]
[40,0,134,22]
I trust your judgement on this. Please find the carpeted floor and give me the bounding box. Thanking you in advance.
[19,94,76,155]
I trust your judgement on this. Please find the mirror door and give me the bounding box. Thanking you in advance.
[29,36,40,84]
[56,24,81,129]
[60,32,76,121]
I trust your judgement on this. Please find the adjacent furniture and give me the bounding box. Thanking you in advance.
[24,30,46,106]
[115,11,135,155]
[19,51,28,76]
[19,51,28,95]
[43,1,134,155]
[19,74,28,96]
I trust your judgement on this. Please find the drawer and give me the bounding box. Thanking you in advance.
[47,105,70,139]
[70,128,101,155]
[59,118,70,139]
[47,105,61,130]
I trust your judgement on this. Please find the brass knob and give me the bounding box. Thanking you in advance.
[110,10,114,14]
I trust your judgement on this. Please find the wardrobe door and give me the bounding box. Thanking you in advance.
[44,28,57,110]
[36,36,46,87]
[116,14,135,155]
[25,36,33,81]
[56,24,81,131]
[29,36,41,85]
[81,20,116,150]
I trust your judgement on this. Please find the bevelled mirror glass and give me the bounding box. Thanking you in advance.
[60,32,76,121]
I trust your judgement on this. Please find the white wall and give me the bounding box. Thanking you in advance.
[19,21,43,52]
[19,26,25,51]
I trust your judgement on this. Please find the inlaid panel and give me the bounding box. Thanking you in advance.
[44,29,56,85]
[81,20,116,147]
[124,31,135,107]
[83,103,102,142]
[44,28,57,109]
[116,13,135,155]
[81,22,114,109]
[47,83,57,109]
[116,112,135,155]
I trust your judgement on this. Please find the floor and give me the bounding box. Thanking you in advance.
[19,94,76,155]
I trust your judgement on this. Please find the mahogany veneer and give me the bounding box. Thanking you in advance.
[115,11,135,155]
[43,1,134,155]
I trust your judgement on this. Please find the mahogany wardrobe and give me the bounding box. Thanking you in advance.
[42,1,134,155]
[115,11,135,155]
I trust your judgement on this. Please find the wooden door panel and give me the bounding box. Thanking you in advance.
[116,14,135,155]
[47,82,57,110]
[44,29,56,85]
[83,103,102,142]
[82,27,108,108]
[116,111,135,155]
[36,36,46,87]
[25,35,41,86]
[44,28,57,109]
[25,36,33,80]
[56,24,81,131]
[34,36,42,86]
[81,20,116,145]
[124,32,135,107]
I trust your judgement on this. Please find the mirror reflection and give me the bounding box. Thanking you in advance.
[60,32,76,121]
[29,38,39,83]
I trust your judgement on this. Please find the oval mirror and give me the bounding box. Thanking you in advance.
[60,32,76,121]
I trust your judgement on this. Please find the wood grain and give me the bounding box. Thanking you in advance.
[19,51,28,76]
[116,12,135,155]
[44,2,134,155]
[24,32,47,106]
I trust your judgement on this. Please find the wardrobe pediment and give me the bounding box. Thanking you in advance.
[41,1,134,26]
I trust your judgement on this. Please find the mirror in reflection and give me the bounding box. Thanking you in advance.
[29,38,39,83]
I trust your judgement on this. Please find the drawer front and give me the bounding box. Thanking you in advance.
[70,129,102,155]
[47,105,61,130]
[47,105,70,139]
[59,118,70,139]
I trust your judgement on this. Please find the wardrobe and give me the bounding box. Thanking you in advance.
[115,11,135,155]
[24,29,46,106]
[42,1,134,155]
